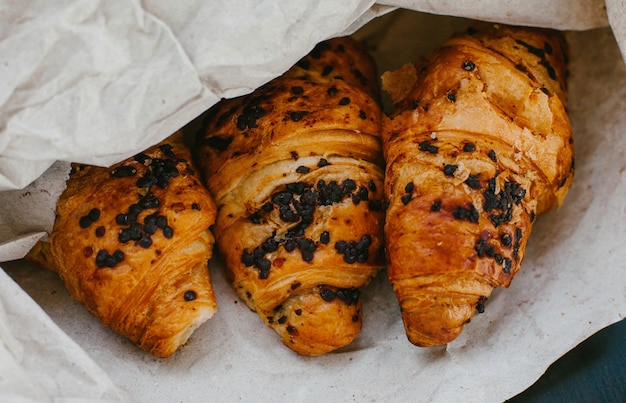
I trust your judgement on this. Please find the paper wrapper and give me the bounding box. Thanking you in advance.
[1,1,626,402]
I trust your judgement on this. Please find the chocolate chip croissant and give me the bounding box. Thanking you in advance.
[195,37,385,355]
[381,23,574,346]
[29,131,218,358]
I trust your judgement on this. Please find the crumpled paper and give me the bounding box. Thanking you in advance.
[0,0,619,191]
[1,1,626,402]
[0,268,127,402]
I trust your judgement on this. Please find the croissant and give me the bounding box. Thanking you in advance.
[195,37,385,355]
[381,23,574,346]
[28,131,218,358]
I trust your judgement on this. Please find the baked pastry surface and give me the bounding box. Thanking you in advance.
[196,36,385,355]
[34,132,218,358]
[381,23,574,346]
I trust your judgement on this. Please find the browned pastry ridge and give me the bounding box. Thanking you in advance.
[381,24,574,347]
[195,37,385,356]
[29,132,218,358]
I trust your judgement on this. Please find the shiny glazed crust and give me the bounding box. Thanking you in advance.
[382,23,574,346]
[44,132,218,358]
[196,37,385,356]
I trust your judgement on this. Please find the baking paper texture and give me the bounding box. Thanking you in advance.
[0,0,619,191]
[1,1,626,402]
[0,268,127,402]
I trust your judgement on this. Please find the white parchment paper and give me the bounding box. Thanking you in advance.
[1,2,626,402]
[0,267,127,402]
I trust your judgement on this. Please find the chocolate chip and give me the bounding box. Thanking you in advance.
[241,250,255,266]
[79,216,92,229]
[463,142,476,152]
[184,290,197,301]
[139,194,159,209]
[453,204,479,223]
[112,249,124,263]
[500,233,512,247]
[95,249,124,268]
[162,226,174,239]
[418,141,438,154]
[338,97,351,105]
[503,258,512,274]
[296,165,310,174]
[320,231,330,244]
[134,153,150,164]
[257,258,271,274]
[95,226,105,237]
[116,213,129,226]
[289,111,308,122]
[138,235,153,248]
[462,60,476,71]
[443,164,458,176]
[335,288,361,305]
[320,289,336,302]
[237,100,267,130]
[334,235,371,264]
[95,250,108,267]
[284,239,297,252]
[143,220,157,235]
[476,296,488,313]
[110,166,137,178]
[136,173,157,188]
[156,215,168,228]
[465,174,482,189]
[262,237,279,253]
[158,144,176,159]
[431,199,442,212]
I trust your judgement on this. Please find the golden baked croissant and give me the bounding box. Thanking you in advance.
[28,131,218,358]
[381,23,574,346]
[195,37,385,355]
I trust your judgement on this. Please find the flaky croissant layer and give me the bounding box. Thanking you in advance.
[34,132,218,358]
[382,23,574,346]
[196,37,386,355]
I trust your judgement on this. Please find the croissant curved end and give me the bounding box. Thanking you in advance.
[400,299,476,347]
[267,288,363,356]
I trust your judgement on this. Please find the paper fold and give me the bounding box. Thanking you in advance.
[0,268,127,402]
[1,0,621,191]
[380,0,610,30]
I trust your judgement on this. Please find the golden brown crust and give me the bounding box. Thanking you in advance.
[25,240,55,271]
[45,131,217,358]
[196,37,385,356]
[382,24,574,346]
